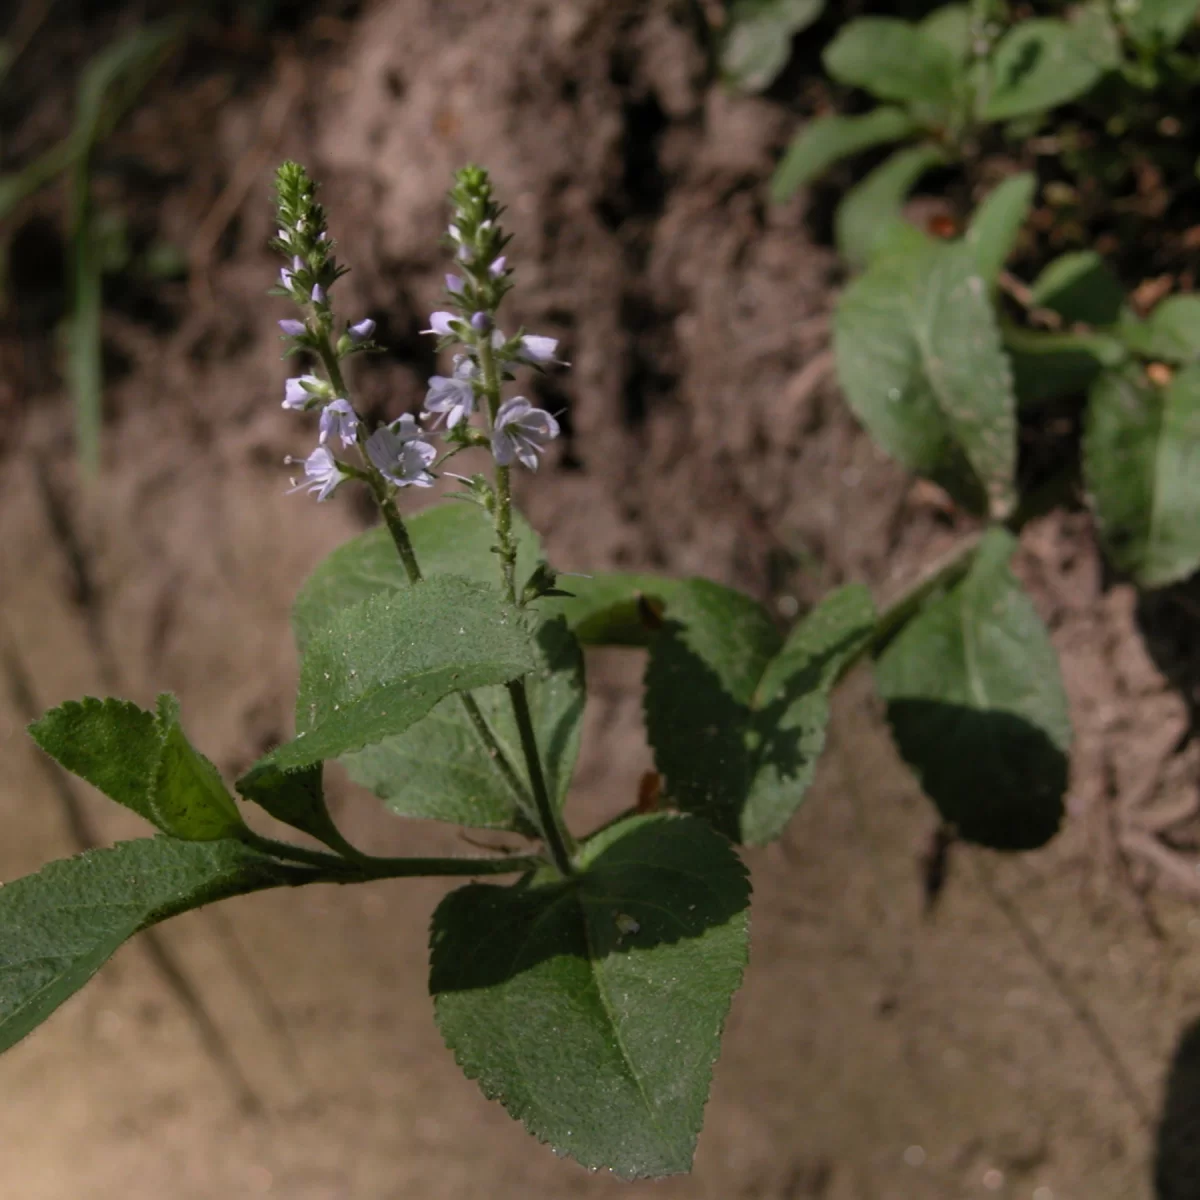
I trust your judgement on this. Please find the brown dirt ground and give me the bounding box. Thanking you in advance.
[3,2,1200,1197]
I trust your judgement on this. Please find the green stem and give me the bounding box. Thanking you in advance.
[244,831,541,880]
[457,691,538,819]
[371,476,423,584]
[507,679,575,876]
[477,334,518,604]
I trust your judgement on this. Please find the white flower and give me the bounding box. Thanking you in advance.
[283,375,328,411]
[422,311,459,337]
[318,399,360,448]
[423,356,478,429]
[491,396,560,470]
[367,416,437,487]
[286,447,345,502]
[518,335,561,365]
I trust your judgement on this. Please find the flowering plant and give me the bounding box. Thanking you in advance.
[0,160,1078,1178]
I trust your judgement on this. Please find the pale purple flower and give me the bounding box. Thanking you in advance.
[348,318,375,342]
[446,273,465,294]
[280,266,294,289]
[311,283,326,304]
[422,311,458,337]
[490,256,507,278]
[317,231,328,243]
[448,224,463,244]
[279,319,306,337]
[277,227,291,244]
[423,356,478,429]
[471,311,491,332]
[292,256,303,272]
[286,447,345,502]
[519,335,561,365]
[366,417,436,488]
[283,374,327,411]
[491,396,560,470]
[318,398,360,447]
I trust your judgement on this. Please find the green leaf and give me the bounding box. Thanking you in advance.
[874,529,1071,849]
[834,238,1017,517]
[0,837,302,1053]
[1121,296,1200,363]
[1083,365,1200,587]
[1121,0,1199,50]
[981,19,1109,120]
[1003,322,1127,407]
[966,172,1036,284]
[644,584,876,844]
[151,697,246,840]
[430,813,750,1179]
[770,107,918,204]
[835,143,948,269]
[292,501,540,654]
[721,0,825,93]
[342,617,584,830]
[823,17,962,110]
[29,695,244,841]
[1028,251,1126,327]
[251,577,537,777]
[919,4,972,62]
[235,762,348,850]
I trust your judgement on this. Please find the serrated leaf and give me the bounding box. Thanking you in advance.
[834,238,1017,517]
[250,577,537,778]
[721,0,825,93]
[1084,364,1200,587]
[836,143,948,269]
[874,528,1071,849]
[1121,296,1200,363]
[29,695,244,840]
[1029,251,1126,326]
[981,19,1109,120]
[236,762,347,849]
[0,837,302,1053]
[430,813,750,1179]
[292,501,541,654]
[342,617,584,829]
[644,584,875,844]
[1003,322,1127,407]
[1121,0,1199,49]
[770,107,918,204]
[966,173,1036,284]
[823,17,962,110]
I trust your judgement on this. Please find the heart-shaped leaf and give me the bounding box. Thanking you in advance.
[430,813,751,1179]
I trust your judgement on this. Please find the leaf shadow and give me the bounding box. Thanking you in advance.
[430,816,749,994]
[1155,1014,1200,1198]
[886,698,1066,850]
[646,620,867,842]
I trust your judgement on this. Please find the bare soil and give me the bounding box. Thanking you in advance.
[3,2,1200,1197]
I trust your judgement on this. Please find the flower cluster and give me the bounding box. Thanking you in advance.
[274,162,564,505]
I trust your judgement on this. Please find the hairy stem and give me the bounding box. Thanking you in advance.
[458,691,538,819]
[478,334,518,603]
[244,832,541,879]
[507,679,576,876]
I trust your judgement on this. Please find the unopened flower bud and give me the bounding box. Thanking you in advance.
[279,319,307,337]
[348,318,376,342]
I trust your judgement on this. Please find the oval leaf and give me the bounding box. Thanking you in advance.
[1121,295,1200,364]
[721,0,825,93]
[251,577,538,778]
[645,585,875,844]
[874,528,1072,849]
[430,814,751,1179]
[0,838,301,1053]
[292,501,541,654]
[1029,250,1125,327]
[770,107,917,204]
[836,143,948,269]
[834,238,1017,517]
[966,172,1035,284]
[823,17,961,109]
[982,19,1108,120]
[1084,364,1200,587]
[341,616,584,829]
